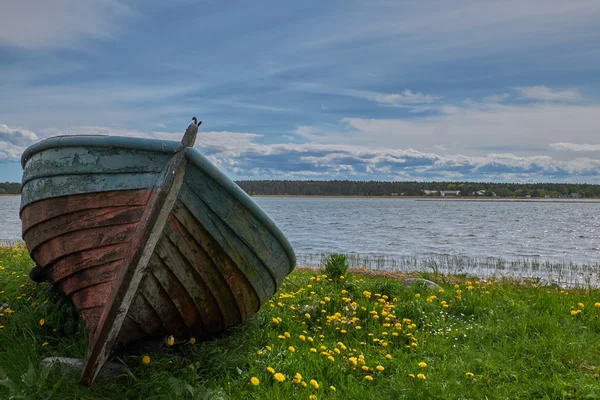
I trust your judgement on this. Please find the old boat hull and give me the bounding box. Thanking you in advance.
[20,134,295,385]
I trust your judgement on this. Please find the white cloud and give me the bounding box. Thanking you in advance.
[333,101,600,156]
[368,90,442,106]
[0,0,132,49]
[550,142,600,152]
[0,124,39,146]
[0,124,39,162]
[296,83,441,109]
[514,86,581,101]
[483,93,510,103]
[2,123,600,182]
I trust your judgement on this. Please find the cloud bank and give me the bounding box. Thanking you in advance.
[3,119,599,183]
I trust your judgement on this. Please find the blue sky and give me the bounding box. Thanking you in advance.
[1,0,600,183]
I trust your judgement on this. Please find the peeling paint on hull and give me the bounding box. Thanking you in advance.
[20,135,296,386]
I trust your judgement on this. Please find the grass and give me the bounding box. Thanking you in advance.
[1,245,600,399]
[297,252,600,288]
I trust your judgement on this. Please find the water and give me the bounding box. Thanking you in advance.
[0,196,22,244]
[252,197,600,286]
[2,196,599,285]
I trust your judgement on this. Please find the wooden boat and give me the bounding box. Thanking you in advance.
[19,119,296,386]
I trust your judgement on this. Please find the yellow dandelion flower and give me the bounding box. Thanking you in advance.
[284,332,291,338]
[293,372,303,383]
[376,365,384,371]
[327,356,335,362]
[274,373,285,382]
[330,385,336,391]
[257,351,263,356]
[189,337,196,345]
[39,319,45,326]
[0,326,4,329]
[299,335,306,341]
[418,362,427,368]
[302,381,308,387]
[310,348,317,353]
[166,335,175,346]
[466,372,474,378]
[142,355,150,364]
[305,313,311,318]
[578,302,585,308]
[309,395,317,400]
[417,373,426,380]
[595,302,600,308]
[42,342,49,347]
[267,367,275,374]
[409,373,415,378]
[288,346,296,352]
[365,375,373,381]
[266,345,272,351]
[310,379,319,389]
[250,376,260,386]
[386,354,392,360]
[361,365,370,371]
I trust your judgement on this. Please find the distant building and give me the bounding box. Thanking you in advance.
[423,190,439,195]
[440,190,460,196]
[570,193,581,198]
[476,190,486,196]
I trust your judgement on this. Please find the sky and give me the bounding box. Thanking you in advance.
[1,0,600,183]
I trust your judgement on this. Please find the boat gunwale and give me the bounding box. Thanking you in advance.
[20,135,297,268]
[21,135,182,168]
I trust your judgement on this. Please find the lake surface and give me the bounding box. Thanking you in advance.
[2,196,599,285]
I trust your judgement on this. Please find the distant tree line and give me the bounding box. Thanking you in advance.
[0,182,21,195]
[236,180,600,198]
[2,180,600,198]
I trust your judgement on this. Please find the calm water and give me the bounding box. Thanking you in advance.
[2,196,599,284]
[251,197,600,266]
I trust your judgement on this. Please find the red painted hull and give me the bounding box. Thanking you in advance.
[22,189,260,346]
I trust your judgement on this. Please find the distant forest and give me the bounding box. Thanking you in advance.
[3,180,600,198]
[236,180,600,198]
[0,182,21,195]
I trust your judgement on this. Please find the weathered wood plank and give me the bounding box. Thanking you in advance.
[21,189,151,234]
[147,255,205,335]
[153,235,223,334]
[138,273,187,335]
[22,147,172,186]
[169,204,259,320]
[24,206,144,254]
[80,307,104,336]
[47,243,127,282]
[124,295,166,338]
[162,218,241,327]
[178,184,275,303]
[33,223,137,267]
[72,281,114,310]
[21,172,163,209]
[184,164,292,285]
[184,148,296,268]
[59,261,121,296]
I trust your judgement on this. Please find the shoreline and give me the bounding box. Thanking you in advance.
[251,194,600,202]
[3,193,599,202]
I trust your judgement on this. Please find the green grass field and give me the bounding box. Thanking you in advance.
[1,245,599,399]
